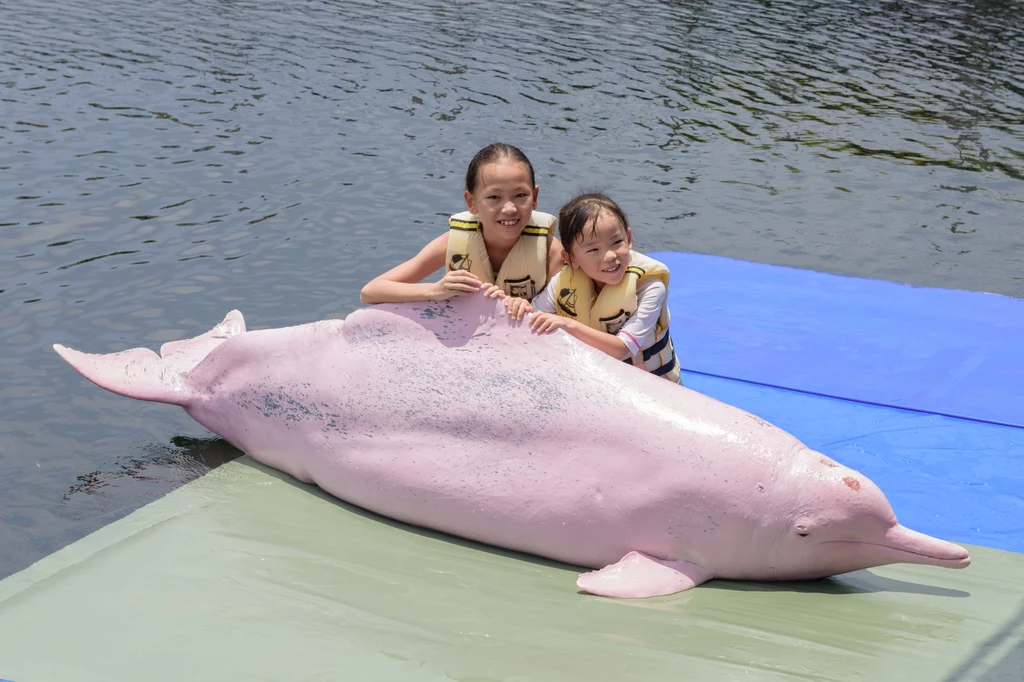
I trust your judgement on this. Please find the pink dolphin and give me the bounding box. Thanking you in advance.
[53,293,970,598]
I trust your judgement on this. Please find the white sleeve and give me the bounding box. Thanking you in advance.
[530,276,558,313]
[617,279,667,357]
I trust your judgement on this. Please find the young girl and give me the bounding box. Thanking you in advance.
[499,192,681,383]
[360,143,564,304]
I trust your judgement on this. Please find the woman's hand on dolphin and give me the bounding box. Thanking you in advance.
[431,270,482,300]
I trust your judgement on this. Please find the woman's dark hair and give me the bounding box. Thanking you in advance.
[558,192,629,249]
[465,143,535,193]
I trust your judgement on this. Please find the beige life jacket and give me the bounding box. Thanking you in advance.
[554,251,679,382]
[445,210,556,300]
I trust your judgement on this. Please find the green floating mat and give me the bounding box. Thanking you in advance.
[1,459,1022,682]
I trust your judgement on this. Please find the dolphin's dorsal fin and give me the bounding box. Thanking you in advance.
[159,310,245,374]
[576,551,712,598]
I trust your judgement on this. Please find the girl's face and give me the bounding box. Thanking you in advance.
[464,159,539,242]
[566,209,633,289]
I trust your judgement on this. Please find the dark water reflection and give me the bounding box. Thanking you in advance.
[1,0,1022,577]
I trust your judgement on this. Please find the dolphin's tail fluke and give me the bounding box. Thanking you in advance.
[53,310,246,407]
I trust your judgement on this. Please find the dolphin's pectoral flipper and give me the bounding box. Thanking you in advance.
[576,551,712,598]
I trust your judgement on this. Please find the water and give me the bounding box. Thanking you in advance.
[0,0,1021,579]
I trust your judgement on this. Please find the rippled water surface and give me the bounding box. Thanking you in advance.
[1,0,1022,577]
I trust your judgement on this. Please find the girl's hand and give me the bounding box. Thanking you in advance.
[530,312,575,334]
[431,270,482,300]
[480,283,506,299]
[504,296,533,321]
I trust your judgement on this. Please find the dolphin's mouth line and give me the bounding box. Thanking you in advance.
[821,540,970,565]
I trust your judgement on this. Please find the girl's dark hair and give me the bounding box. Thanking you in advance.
[465,143,535,193]
[558,192,629,249]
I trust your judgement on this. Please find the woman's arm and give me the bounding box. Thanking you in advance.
[360,233,482,304]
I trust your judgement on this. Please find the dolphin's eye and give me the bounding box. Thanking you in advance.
[796,524,810,537]
[798,532,809,537]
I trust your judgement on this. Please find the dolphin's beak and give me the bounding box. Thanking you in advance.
[880,524,971,568]
[826,524,971,569]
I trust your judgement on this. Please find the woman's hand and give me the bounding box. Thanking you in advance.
[431,270,482,300]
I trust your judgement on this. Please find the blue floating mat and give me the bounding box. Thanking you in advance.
[653,252,1024,554]
[654,252,1024,428]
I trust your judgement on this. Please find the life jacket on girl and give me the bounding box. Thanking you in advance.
[445,210,556,300]
[554,250,679,382]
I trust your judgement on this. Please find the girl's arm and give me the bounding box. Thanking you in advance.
[360,233,482,304]
[529,279,667,360]
[614,279,667,357]
[530,314,630,359]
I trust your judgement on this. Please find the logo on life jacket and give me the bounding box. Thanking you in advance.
[448,253,472,272]
[600,309,631,335]
[505,275,536,300]
[557,288,578,317]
